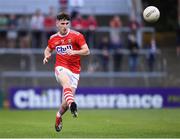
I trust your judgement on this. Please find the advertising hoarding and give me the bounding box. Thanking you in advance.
[9,87,180,109]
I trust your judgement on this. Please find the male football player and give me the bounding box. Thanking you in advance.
[43,12,90,132]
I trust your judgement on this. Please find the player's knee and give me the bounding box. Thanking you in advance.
[62,83,71,90]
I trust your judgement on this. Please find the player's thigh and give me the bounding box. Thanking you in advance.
[55,66,71,87]
[69,72,79,89]
[58,74,70,87]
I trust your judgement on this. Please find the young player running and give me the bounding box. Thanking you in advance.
[43,12,90,132]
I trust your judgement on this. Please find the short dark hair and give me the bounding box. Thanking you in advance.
[56,12,71,21]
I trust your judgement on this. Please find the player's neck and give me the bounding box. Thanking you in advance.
[58,29,70,37]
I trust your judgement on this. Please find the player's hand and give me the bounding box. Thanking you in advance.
[43,56,50,64]
[66,49,76,55]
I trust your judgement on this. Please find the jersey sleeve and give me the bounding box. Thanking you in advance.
[48,38,55,50]
[76,33,86,47]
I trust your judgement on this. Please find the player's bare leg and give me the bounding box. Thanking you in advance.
[57,70,78,117]
[55,69,78,132]
[55,100,68,132]
[54,71,70,132]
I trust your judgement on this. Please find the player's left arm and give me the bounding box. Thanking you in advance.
[66,43,90,56]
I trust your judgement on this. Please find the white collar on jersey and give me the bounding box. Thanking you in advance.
[58,28,70,37]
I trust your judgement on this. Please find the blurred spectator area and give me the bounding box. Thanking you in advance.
[0,0,132,14]
[0,0,175,89]
[0,0,59,14]
[0,0,148,49]
[0,48,167,89]
[0,0,137,25]
[70,0,132,15]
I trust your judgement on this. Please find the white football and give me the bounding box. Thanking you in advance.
[143,6,160,23]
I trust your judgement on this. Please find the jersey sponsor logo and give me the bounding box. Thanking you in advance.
[56,45,72,55]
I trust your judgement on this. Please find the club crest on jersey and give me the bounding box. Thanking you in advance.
[56,45,72,55]
[61,39,65,44]
[68,39,72,44]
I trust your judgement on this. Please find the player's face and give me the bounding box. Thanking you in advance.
[56,19,70,35]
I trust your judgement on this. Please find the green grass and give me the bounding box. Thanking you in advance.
[0,109,180,138]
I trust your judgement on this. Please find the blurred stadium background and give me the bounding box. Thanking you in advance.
[0,0,180,138]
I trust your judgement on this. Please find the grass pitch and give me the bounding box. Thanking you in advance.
[0,109,180,138]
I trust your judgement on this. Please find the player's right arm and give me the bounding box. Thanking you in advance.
[43,46,53,64]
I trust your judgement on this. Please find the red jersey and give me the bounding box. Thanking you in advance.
[48,29,86,74]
